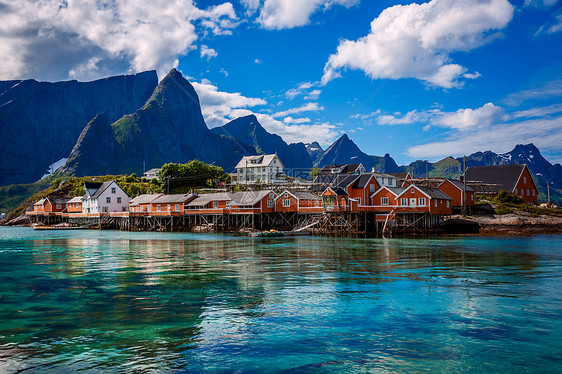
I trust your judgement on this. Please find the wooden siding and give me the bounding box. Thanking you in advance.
[514,167,538,204]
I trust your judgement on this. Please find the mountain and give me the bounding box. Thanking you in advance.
[317,134,404,173]
[60,69,253,176]
[210,114,312,170]
[305,142,324,164]
[0,71,158,186]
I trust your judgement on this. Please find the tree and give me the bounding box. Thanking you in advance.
[159,160,228,193]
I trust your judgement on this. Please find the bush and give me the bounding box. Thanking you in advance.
[495,205,513,215]
[496,190,524,205]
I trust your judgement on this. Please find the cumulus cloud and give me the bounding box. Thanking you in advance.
[283,116,311,124]
[0,0,238,81]
[406,103,562,159]
[284,82,320,100]
[192,80,266,128]
[200,45,218,60]
[321,0,514,88]
[304,89,322,100]
[273,102,325,117]
[255,0,359,30]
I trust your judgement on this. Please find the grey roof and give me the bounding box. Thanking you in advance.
[152,193,196,204]
[67,196,84,204]
[186,192,231,207]
[417,186,453,200]
[49,197,70,204]
[90,181,113,198]
[332,174,360,188]
[444,179,474,192]
[144,168,160,173]
[313,173,338,184]
[380,187,406,196]
[35,198,46,205]
[228,190,272,206]
[292,191,321,200]
[465,164,527,192]
[235,154,283,169]
[130,193,163,205]
[319,163,364,175]
[388,172,410,179]
[353,174,374,189]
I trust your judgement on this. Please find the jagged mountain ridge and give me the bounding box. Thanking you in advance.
[61,69,253,176]
[305,142,324,164]
[210,115,312,170]
[0,71,158,186]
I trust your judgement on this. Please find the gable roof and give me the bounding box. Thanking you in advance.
[186,192,232,207]
[35,198,46,205]
[388,172,410,179]
[228,190,272,206]
[417,186,453,200]
[152,193,196,204]
[130,193,164,206]
[67,196,84,204]
[87,181,114,199]
[465,164,529,192]
[372,186,405,198]
[323,187,348,196]
[277,190,322,201]
[352,174,376,189]
[332,174,360,188]
[318,163,364,175]
[440,179,474,192]
[235,154,283,169]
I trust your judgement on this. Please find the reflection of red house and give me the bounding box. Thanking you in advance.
[275,190,323,213]
[437,179,474,208]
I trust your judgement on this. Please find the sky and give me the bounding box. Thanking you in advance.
[1,0,561,165]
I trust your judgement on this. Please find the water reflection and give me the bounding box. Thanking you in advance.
[0,230,561,372]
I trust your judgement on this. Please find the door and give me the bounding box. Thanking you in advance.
[410,198,416,207]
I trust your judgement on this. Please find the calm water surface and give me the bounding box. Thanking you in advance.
[0,227,561,373]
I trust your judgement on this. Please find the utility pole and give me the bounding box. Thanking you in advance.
[547,181,551,205]
[426,160,429,179]
[462,155,467,216]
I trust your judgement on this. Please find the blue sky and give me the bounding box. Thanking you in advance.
[1,0,561,165]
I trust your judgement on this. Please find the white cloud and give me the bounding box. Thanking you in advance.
[322,0,514,88]
[283,116,311,124]
[377,110,429,126]
[304,89,322,100]
[254,58,262,64]
[200,45,218,60]
[192,80,266,128]
[407,102,562,160]
[0,0,238,81]
[256,0,359,30]
[273,102,324,117]
[502,80,562,106]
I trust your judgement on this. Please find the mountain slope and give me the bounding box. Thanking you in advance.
[0,71,158,186]
[210,114,312,169]
[60,69,253,176]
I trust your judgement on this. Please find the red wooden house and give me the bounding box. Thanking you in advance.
[30,197,69,215]
[275,190,323,213]
[150,194,197,215]
[185,192,231,214]
[394,185,453,215]
[129,194,163,213]
[227,191,277,214]
[66,196,83,213]
[465,164,539,204]
[437,179,474,209]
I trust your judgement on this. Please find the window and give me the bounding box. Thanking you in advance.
[523,177,526,183]
[167,204,171,211]
[213,201,219,208]
[370,184,375,193]
[471,194,474,201]
[400,198,408,206]
[514,189,518,195]
[381,197,389,205]
[446,201,450,208]
[418,198,426,206]
[175,204,180,211]
[357,198,361,205]
[434,200,437,207]
[157,204,161,211]
[411,188,415,194]
[269,193,275,199]
[532,190,535,196]
[117,197,121,204]
[111,187,116,194]
[106,197,111,204]
[56,204,61,209]
[267,199,275,208]
[381,178,385,185]
[527,189,530,196]
[283,199,291,207]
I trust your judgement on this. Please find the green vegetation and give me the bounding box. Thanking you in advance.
[476,190,562,217]
[159,160,228,194]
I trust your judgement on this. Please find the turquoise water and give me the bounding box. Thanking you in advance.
[0,227,561,373]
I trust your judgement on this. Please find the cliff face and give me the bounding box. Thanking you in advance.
[211,114,312,170]
[0,71,158,185]
[61,69,254,176]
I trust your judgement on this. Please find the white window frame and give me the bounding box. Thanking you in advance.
[213,201,219,208]
[411,188,415,194]
[400,198,408,206]
[381,197,389,205]
[418,198,426,206]
[106,197,111,204]
[111,187,116,194]
[157,204,161,211]
[117,197,122,204]
[434,200,437,207]
[267,199,275,208]
[175,204,180,211]
[283,199,291,207]
[370,184,375,193]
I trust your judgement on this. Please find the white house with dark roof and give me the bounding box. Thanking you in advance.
[81,181,130,214]
[234,154,285,184]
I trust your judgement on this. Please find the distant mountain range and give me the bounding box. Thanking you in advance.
[0,69,560,203]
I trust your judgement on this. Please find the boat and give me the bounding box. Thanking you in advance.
[33,225,87,230]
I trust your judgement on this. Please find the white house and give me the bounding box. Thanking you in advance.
[234,154,285,184]
[372,172,398,188]
[143,168,160,180]
[81,181,130,214]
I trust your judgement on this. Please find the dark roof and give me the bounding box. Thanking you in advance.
[292,191,321,200]
[50,197,70,204]
[332,174,360,188]
[326,187,348,196]
[228,191,271,206]
[318,163,364,175]
[444,179,474,192]
[313,173,338,184]
[91,181,114,198]
[352,174,374,189]
[186,192,231,207]
[388,172,409,179]
[84,182,103,191]
[417,186,453,200]
[151,193,195,204]
[465,164,527,192]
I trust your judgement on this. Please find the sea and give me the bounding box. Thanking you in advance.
[0,227,561,373]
